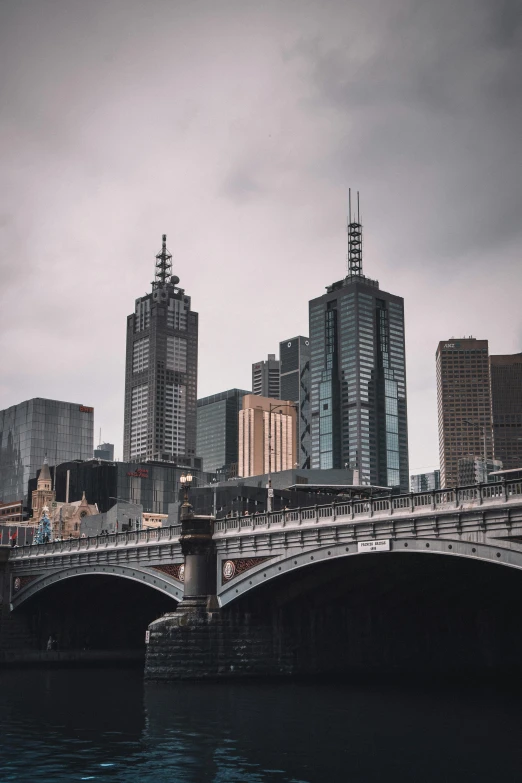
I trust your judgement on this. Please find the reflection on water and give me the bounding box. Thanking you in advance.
[1,668,522,782]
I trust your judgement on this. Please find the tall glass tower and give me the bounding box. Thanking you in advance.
[309,194,409,490]
[123,235,198,463]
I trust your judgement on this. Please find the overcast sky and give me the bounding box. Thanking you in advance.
[1,0,521,473]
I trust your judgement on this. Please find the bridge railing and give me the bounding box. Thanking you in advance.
[9,524,183,559]
[214,479,522,534]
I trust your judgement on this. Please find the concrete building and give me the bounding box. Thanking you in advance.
[0,501,24,523]
[0,397,94,508]
[458,456,503,485]
[196,389,250,477]
[490,353,522,471]
[94,442,115,461]
[252,354,280,399]
[238,394,297,478]
[280,336,311,469]
[189,467,356,518]
[80,501,142,537]
[436,338,492,488]
[410,470,440,493]
[309,196,408,490]
[123,235,198,463]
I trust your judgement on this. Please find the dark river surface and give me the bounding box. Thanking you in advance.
[1,668,522,782]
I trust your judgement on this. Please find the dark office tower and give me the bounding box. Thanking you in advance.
[436,338,492,488]
[490,353,522,470]
[123,235,198,463]
[197,389,251,476]
[280,336,311,469]
[309,193,409,490]
[252,354,280,398]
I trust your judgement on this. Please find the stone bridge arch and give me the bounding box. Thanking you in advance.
[11,564,184,611]
[218,535,522,607]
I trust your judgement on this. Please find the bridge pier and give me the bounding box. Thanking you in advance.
[144,503,294,680]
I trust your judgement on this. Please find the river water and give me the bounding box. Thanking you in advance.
[1,668,522,782]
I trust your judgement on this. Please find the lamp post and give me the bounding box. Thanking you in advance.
[267,402,297,513]
[179,472,193,519]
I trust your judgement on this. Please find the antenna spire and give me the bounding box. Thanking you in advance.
[347,189,363,277]
[152,234,173,289]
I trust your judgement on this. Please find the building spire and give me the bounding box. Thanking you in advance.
[347,189,363,277]
[152,234,173,289]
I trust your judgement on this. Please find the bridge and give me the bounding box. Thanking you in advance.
[4,479,522,679]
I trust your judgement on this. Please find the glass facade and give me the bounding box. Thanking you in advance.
[50,458,206,516]
[197,389,250,475]
[0,398,94,507]
[279,336,311,469]
[309,276,409,491]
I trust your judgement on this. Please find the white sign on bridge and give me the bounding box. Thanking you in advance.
[358,539,390,553]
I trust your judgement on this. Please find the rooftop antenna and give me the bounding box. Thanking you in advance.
[152,234,173,289]
[347,188,363,277]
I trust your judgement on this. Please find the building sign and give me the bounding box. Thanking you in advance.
[126,468,149,478]
[443,342,461,350]
[358,539,390,553]
[79,405,94,413]
[145,630,150,644]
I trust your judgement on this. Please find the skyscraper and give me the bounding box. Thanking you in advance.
[123,235,198,463]
[309,194,409,490]
[436,338,492,488]
[279,336,311,469]
[238,394,297,478]
[197,389,250,476]
[252,354,280,398]
[490,353,522,470]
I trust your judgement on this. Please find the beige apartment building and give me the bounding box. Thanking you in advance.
[238,394,297,478]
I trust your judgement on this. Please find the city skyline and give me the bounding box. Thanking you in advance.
[1,0,521,476]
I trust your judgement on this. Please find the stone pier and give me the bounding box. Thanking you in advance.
[144,502,294,680]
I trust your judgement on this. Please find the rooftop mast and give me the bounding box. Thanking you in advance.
[347,189,363,277]
[152,234,173,289]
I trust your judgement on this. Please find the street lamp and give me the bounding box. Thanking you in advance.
[179,472,193,506]
[267,402,298,513]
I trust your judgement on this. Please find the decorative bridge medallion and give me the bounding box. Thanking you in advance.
[13,575,39,593]
[222,557,271,584]
[152,564,185,582]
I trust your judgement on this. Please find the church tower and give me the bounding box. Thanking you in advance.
[31,458,56,521]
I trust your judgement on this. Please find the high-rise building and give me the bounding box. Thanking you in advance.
[252,354,280,398]
[490,353,522,470]
[0,398,94,508]
[197,389,250,476]
[94,442,114,461]
[238,394,297,478]
[123,235,198,463]
[279,336,311,469]
[309,193,409,490]
[436,338,492,488]
[410,470,440,493]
